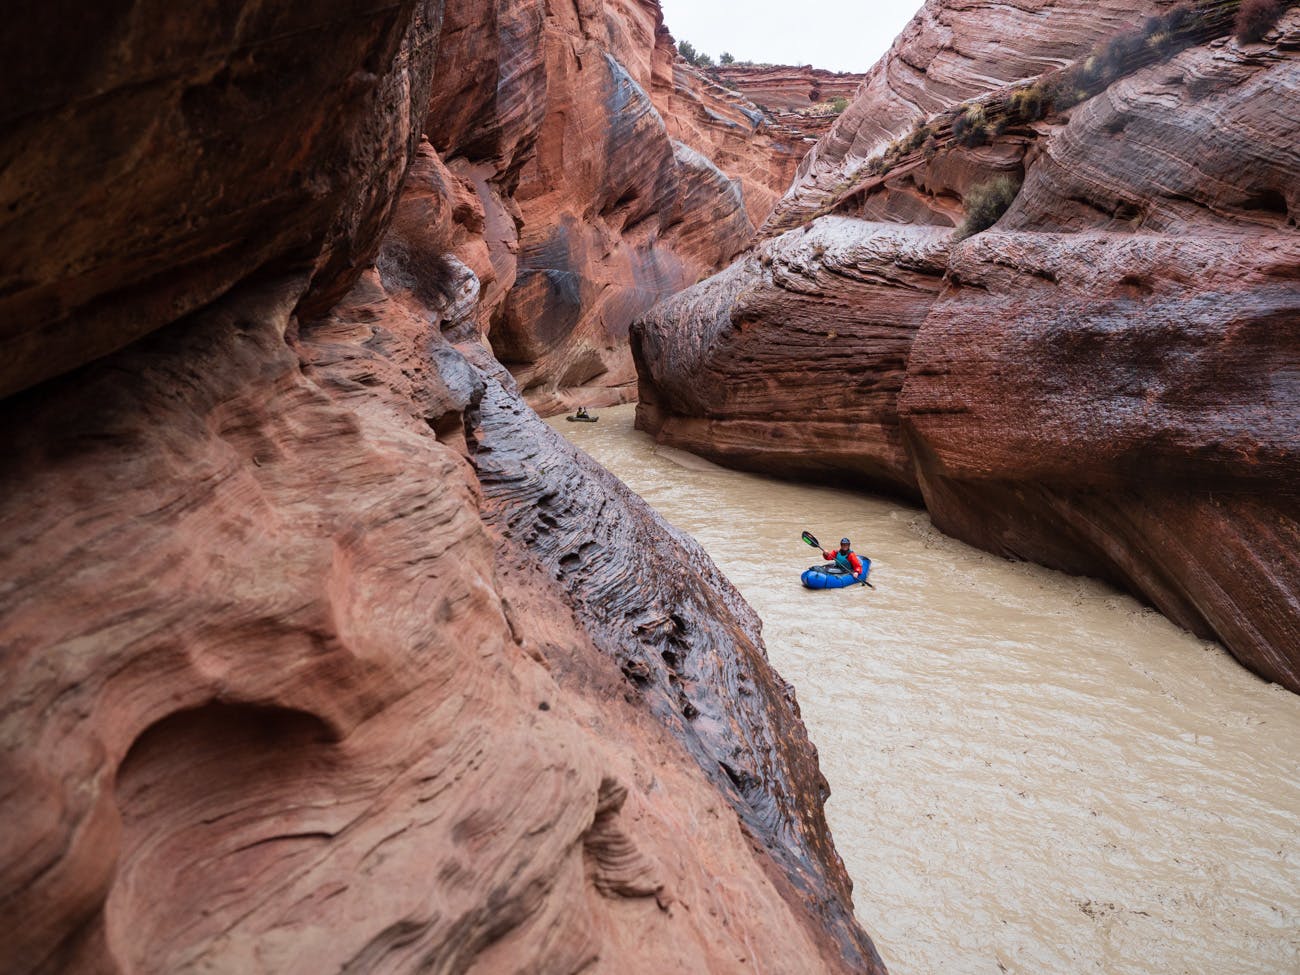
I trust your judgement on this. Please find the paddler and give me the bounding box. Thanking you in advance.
[822,537,864,578]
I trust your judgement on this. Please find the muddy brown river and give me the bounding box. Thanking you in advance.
[552,405,1300,975]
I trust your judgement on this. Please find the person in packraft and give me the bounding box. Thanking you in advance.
[823,537,864,577]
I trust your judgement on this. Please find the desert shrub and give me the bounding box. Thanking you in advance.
[953,105,991,147]
[955,176,1022,241]
[678,40,714,67]
[904,124,932,151]
[830,96,850,114]
[1146,30,1176,53]
[1101,33,1142,77]
[1164,4,1194,33]
[720,51,735,64]
[922,135,939,159]
[1236,0,1284,41]
[1077,54,1104,87]
[1009,85,1047,122]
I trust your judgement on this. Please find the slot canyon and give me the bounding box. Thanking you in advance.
[1,1,1296,972]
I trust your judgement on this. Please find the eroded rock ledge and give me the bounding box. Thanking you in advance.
[635,2,1300,692]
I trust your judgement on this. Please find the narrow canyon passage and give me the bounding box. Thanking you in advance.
[553,405,1300,975]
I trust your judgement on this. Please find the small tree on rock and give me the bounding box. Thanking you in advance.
[1235,0,1283,42]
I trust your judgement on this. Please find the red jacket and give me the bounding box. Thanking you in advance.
[824,549,862,576]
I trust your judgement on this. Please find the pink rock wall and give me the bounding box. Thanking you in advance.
[422,0,822,415]
[634,3,1300,692]
[0,1,887,972]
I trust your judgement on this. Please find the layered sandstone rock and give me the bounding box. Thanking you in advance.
[0,0,442,400]
[710,64,866,114]
[651,57,809,228]
[635,218,949,498]
[0,272,880,973]
[902,231,1300,691]
[420,0,828,415]
[762,0,1172,234]
[635,4,1300,691]
[700,64,871,160]
[0,1,885,972]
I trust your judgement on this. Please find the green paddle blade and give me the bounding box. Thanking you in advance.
[801,530,820,548]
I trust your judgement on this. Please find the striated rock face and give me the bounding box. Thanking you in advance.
[700,64,872,163]
[469,360,875,968]
[0,1,885,972]
[651,57,809,229]
[0,274,879,973]
[0,0,443,400]
[635,218,949,498]
[710,64,867,114]
[763,0,1172,235]
[902,231,1300,690]
[635,4,1300,692]
[419,0,824,415]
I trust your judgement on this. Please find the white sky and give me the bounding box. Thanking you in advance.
[658,0,926,74]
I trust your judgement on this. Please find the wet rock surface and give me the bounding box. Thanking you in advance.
[0,0,443,400]
[422,0,826,414]
[0,273,880,973]
[471,364,880,970]
[762,0,1177,235]
[634,4,1300,691]
[0,1,885,970]
[635,219,950,498]
[902,231,1300,691]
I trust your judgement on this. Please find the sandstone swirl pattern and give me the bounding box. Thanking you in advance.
[0,2,884,973]
[635,2,1300,692]
[421,0,825,414]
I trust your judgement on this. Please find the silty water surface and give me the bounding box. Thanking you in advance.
[552,405,1300,975]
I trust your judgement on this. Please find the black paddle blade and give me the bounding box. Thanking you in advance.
[801,530,820,548]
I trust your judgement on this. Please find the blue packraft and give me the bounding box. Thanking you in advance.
[801,558,871,589]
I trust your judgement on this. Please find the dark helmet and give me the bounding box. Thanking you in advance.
[840,537,851,546]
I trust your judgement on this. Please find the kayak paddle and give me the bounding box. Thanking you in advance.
[801,529,875,589]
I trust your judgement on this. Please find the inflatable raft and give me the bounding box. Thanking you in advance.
[565,414,598,423]
[801,559,871,590]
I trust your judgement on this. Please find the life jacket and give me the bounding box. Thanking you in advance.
[833,551,864,577]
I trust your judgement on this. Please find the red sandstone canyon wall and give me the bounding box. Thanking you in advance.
[634,0,1300,692]
[711,64,866,114]
[0,2,885,973]
[419,0,830,415]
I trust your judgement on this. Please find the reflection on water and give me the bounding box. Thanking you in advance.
[552,405,1300,975]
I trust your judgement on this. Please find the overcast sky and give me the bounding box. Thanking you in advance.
[658,0,925,74]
